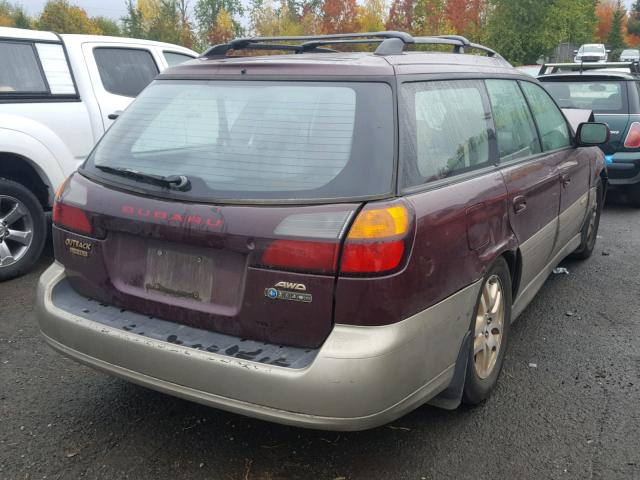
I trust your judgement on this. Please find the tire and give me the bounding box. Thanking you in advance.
[0,178,47,282]
[571,183,603,260]
[462,257,512,405]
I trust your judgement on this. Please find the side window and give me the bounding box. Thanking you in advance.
[521,81,571,151]
[400,80,493,188]
[163,51,195,67]
[486,79,541,162]
[93,48,159,97]
[0,42,48,93]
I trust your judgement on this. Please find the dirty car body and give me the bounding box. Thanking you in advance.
[37,32,607,430]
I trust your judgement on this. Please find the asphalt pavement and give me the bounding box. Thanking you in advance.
[1,195,639,480]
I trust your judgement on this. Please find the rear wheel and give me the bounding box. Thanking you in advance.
[0,179,47,282]
[571,184,602,260]
[462,257,512,405]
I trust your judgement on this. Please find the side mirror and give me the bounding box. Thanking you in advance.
[573,50,578,55]
[606,49,612,53]
[577,122,610,146]
[108,110,123,120]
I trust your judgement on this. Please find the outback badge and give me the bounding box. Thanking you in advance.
[265,282,312,303]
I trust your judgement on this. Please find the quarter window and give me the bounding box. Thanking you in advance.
[163,51,195,67]
[400,80,493,188]
[521,81,571,151]
[93,48,159,97]
[486,79,541,162]
[0,42,47,93]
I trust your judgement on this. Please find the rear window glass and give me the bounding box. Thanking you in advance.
[0,42,47,93]
[400,80,493,188]
[86,80,394,202]
[542,80,627,114]
[93,48,159,97]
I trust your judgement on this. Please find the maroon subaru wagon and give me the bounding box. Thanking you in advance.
[37,32,609,430]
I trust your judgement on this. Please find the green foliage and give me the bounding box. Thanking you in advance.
[486,0,598,65]
[0,1,33,28]
[122,0,145,38]
[629,0,640,36]
[606,1,626,52]
[92,16,121,36]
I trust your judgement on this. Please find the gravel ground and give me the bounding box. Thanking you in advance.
[1,195,639,480]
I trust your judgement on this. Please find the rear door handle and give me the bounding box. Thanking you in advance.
[561,174,571,187]
[513,196,527,214]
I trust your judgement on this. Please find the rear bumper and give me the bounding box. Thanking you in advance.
[37,263,480,431]
[607,153,640,186]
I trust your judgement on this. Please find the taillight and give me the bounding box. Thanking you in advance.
[52,175,92,235]
[259,202,413,276]
[341,202,412,275]
[624,122,640,148]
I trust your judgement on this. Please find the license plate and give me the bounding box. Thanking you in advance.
[144,246,214,302]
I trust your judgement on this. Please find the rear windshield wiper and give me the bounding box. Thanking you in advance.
[95,166,191,191]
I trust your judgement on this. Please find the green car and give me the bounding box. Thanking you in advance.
[539,62,640,205]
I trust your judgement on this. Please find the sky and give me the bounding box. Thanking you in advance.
[13,0,639,22]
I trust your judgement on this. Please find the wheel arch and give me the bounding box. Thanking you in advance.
[0,152,53,210]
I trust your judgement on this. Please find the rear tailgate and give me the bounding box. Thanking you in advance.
[54,174,361,349]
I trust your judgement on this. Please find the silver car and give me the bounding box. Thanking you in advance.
[620,49,640,62]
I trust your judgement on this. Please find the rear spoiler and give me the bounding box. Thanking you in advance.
[539,61,640,75]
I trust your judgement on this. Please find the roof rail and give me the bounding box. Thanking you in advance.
[201,31,503,59]
[539,61,640,75]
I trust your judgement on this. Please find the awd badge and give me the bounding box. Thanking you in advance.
[265,282,312,303]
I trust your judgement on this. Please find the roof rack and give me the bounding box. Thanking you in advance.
[539,61,640,75]
[201,31,502,59]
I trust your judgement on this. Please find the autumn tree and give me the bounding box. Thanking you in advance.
[357,0,386,32]
[322,0,358,34]
[413,0,451,35]
[209,6,235,43]
[596,0,617,42]
[122,0,145,38]
[386,0,413,31]
[38,0,101,34]
[629,0,640,36]
[194,0,243,47]
[444,0,486,40]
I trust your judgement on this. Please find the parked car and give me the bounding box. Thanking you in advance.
[0,27,197,281]
[37,32,608,431]
[574,44,609,63]
[515,65,541,77]
[539,62,640,205]
[620,49,640,62]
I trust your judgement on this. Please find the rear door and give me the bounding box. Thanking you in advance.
[82,43,161,129]
[520,81,588,253]
[486,79,560,290]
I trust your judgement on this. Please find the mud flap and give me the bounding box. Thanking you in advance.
[427,331,471,410]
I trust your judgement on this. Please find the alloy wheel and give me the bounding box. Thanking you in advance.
[473,275,505,379]
[0,195,34,268]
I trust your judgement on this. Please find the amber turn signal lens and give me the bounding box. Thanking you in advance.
[347,205,409,240]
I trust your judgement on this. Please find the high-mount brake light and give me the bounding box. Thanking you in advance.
[624,122,640,148]
[341,203,412,275]
[52,175,92,235]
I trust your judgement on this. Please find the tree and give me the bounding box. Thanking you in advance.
[122,0,145,38]
[413,0,451,35]
[628,0,640,36]
[386,0,413,31]
[209,6,234,43]
[606,0,627,54]
[0,1,33,28]
[322,0,358,34]
[38,0,101,34]
[444,0,487,40]
[92,16,121,36]
[596,0,617,42]
[194,0,243,47]
[356,0,386,32]
[147,0,182,45]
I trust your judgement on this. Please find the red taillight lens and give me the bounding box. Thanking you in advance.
[262,240,339,274]
[52,202,92,235]
[624,122,640,148]
[341,240,405,273]
[52,176,92,235]
[340,202,413,275]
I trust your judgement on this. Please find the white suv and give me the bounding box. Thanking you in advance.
[0,27,197,280]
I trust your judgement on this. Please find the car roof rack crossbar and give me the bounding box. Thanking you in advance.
[539,61,640,75]
[202,31,501,59]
